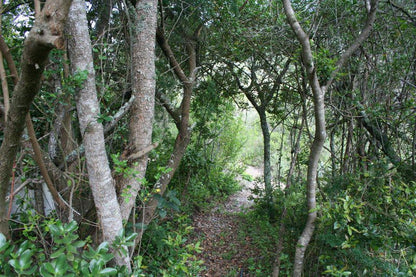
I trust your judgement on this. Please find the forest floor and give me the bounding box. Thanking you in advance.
[191,166,265,276]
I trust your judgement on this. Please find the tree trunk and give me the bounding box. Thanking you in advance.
[259,110,273,216]
[66,0,129,269]
[241,88,274,217]
[281,0,378,274]
[133,24,198,246]
[0,0,73,238]
[118,0,158,222]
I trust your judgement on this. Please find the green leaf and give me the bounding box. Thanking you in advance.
[125,233,138,243]
[99,268,117,276]
[56,254,68,273]
[51,248,65,259]
[19,249,33,270]
[0,233,6,248]
[8,259,18,270]
[72,240,86,248]
[40,265,54,277]
[66,245,77,254]
[67,252,75,262]
[67,221,78,233]
[117,228,125,238]
[96,242,109,253]
[89,259,100,274]
[22,265,37,275]
[49,224,60,236]
[347,227,351,236]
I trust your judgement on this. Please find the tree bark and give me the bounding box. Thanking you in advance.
[66,0,130,269]
[0,0,73,238]
[133,22,198,245]
[0,29,74,219]
[118,0,158,222]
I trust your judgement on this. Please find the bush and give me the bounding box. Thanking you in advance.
[0,221,138,276]
[140,213,204,276]
[309,170,416,276]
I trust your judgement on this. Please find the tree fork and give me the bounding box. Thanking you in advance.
[281,0,378,275]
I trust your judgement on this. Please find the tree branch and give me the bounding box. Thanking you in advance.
[26,114,68,211]
[156,89,181,127]
[324,0,379,90]
[156,26,189,84]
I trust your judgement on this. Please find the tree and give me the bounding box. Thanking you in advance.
[135,0,202,244]
[205,0,295,214]
[66,0,130,268]
[116,0,158,223]
[281,0,379,275]
[0,0,73,238]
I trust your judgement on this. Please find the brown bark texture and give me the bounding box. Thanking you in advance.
[0,21,69,224]
[0,0,73,238]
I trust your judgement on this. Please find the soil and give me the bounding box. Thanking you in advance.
[191,166,264,276]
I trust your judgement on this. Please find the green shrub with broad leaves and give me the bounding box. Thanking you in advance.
[310,168,416,276]
[0,221,140,276]
[140,213,204,276]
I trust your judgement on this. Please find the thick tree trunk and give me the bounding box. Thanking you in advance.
[118,0,158,222]
[0,0,73,238]
[66,0,129,269]
[241,89,274,216]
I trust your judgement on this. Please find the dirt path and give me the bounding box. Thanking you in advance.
[192,166,263,276]
[221,166,262,213]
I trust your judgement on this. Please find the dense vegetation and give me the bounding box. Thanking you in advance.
[0,0,415,276]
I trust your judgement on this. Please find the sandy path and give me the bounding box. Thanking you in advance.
[222,166,263,213]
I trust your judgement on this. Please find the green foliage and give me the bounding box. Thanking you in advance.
[141,214,204,275]
[312,168,416,275]
[314,47,337,83]
[2,212,204,276]
[0,221,126,276]
[155,190,181,218]
[234,212,280,276]
[173,80,245,210]
[62,70,89,96]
